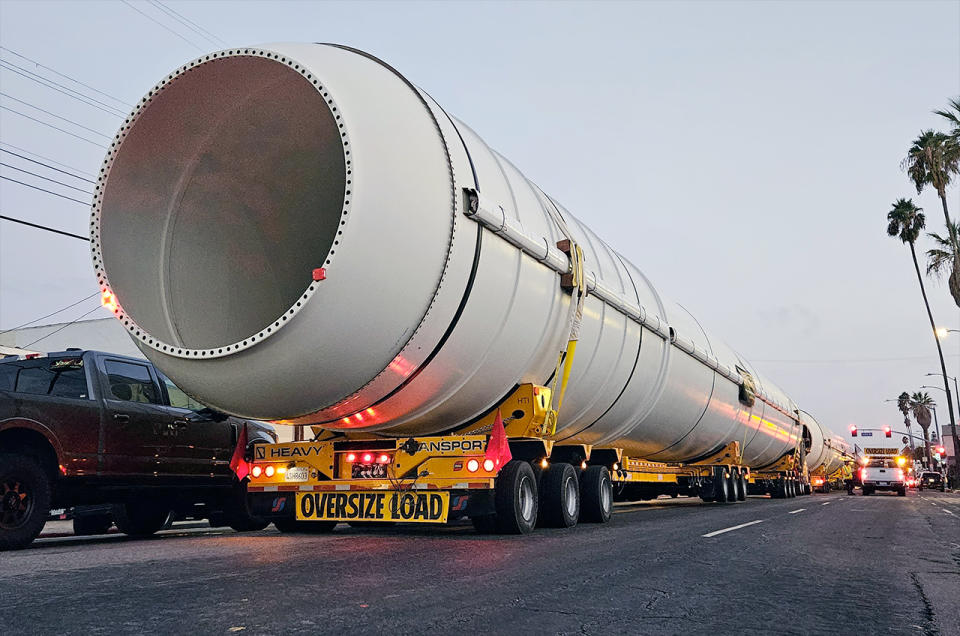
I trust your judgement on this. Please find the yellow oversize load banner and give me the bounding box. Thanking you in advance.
[296,491,449,524]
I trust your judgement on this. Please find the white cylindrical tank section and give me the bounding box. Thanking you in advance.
[92,43,835,467]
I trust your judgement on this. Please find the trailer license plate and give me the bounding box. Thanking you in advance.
[296,491,449,524]
[284,467,309,482]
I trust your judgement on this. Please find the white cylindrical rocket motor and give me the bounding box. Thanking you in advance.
[93,43,831,467]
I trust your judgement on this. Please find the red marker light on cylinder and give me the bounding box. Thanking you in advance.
[467,459,480,472]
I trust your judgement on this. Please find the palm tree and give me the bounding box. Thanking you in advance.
[934,97,960,141]
[910,391,936,468]
[887,198,958,472]
[896,391,916,453]
[926,221,960,305]
[903,131,960,308]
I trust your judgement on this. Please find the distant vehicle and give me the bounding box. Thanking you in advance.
[860,457,906,496]
[917,471,945,492]
[0,350,276,550]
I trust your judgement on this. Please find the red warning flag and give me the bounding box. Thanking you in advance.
[230,422,250,480]
[484,409,512,468]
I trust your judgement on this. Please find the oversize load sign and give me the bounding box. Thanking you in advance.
[296,491,449,524]
[863,447,898,455]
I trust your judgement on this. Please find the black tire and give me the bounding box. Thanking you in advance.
[580,465,612,523]
[273,518,337,533]
[700,477,717,503]
[897,487,906,496]
[112,502,171,537]
[862,487,873,496]
[728,469,741,503]
[715,470,730,503]
[787,481,796,498]
[347,521,396,529]
[73,513,113,536]
[0,453,52,551]
[208,512,228,528]
[224,481,269,532]
[471,515,497,534]
[738,474,748,501]
[493,460,538,534]
[539,462,580,528]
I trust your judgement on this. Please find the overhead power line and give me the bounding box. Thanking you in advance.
[0,61,126,117]
[0,163,94,195]
[0,143,96,178]
[0,92,112,139]
[0,292,100,335]
[122,0,206,52]
[0,105,108,147]
[22,305,105,349]
[0,148,96,184]
[149,0,226,47]
[0,214,89,241]
[1,175,91,206]
[0,47,130,108]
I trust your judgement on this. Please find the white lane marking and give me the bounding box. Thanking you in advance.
[702,519,764,538]
[821,501,831,506]
[944,509,956,516]
[930,502,938,506]
[788,509,806,514]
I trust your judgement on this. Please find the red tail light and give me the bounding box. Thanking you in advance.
[466,459,480,472]
[251,465,263,478]
[376,454,391,464]
[362,453,373,463]
[860,468,865,479]
[345,453,357,463]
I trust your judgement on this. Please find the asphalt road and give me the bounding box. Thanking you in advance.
[1,490,958,636]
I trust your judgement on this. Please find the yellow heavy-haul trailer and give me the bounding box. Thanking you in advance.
[245,384,810,534]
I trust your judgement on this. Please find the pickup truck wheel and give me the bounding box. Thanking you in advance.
[73,514,113,536]
[494,460,538,534]
[580,466,612,523]
[273,518,337,533]
[0,453,51,551]
[897,487,906,497]
[112,502,171,537]
[539,462,580,528]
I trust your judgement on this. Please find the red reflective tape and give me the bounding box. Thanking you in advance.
[469,482,490,489]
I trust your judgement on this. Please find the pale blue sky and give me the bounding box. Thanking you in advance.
[1,0,958,444]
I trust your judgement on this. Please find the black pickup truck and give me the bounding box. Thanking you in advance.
[0,349,275,550]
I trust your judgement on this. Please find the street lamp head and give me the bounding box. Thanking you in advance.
[935,327,949,339]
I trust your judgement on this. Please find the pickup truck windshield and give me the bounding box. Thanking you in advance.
[0,358,89,399]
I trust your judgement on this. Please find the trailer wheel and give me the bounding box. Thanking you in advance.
[493,460,538,534]
[73,513,113,536]
[539,462,579,528]
[727,469,741,503]
[715,469,730,503]
[112,502,171,537]
[471,515,497,534]
[580,466,612,523]
[273,518,337,533]
[737,473,748,501]
[0,453,51,551]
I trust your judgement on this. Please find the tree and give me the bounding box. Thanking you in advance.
[926,222,960,305]
[903,130,960,307]
[896,391,915,453]
[886,198,958,476]
[934,97,960,142]
[910,391,936,468]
